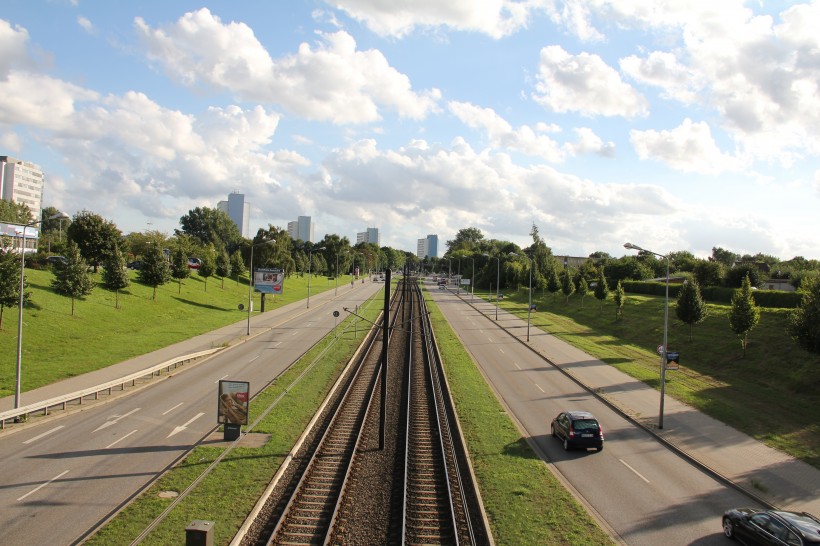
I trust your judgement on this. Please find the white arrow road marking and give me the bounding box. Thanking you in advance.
[106,430,138,449]
[17,470,69,501]
[167,412,205,438]
[23,425,64,444]
[93,408,141,432]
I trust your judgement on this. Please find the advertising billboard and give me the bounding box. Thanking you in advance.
[217,380,250,425]
[254,268,283,294]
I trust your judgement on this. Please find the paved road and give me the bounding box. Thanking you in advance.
[429,281,820,545]
[0,280,385,546]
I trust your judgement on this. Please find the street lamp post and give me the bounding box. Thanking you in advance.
[468,256,475,302]
[624,242,670,429]
[15,211,70,411]
[509,252,533,342]
[483,253,500,320]
[247,239,276,335]
[307,246,326,308]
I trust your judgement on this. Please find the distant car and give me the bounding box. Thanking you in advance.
[551,410,604,452]
[187,257,202,269]
[47,255,67,266]
[722,508,820,545]
[127,260,143,270]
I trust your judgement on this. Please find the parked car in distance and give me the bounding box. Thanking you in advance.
[551,410,604,452]
[722,508,820,545]
[127,260,143,270]
[47,255,68,266]
[187,257,202,269]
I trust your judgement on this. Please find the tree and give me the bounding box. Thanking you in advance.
[729,274,760,357]
[787,278,820,354]
[577,277,589,308]
[726,264,762,288]
[138,244,172,301]
[216,249,231,288]
[101,244,130,309]
[170,247,190,293]
[614,280,626,320]
[560,269,575,304]
[693,259,724,287]
[178,207,243,252]
[0,250,28,330]
[676,280,708,341]
[198,246,216,291]
[0,198,33,224]
[51,241,95,316]
[446,227,484,253]
[594,268,609,311]
[711,246,739,267]
[66,210,122,272]
[547,267,561,301]
[230,250,246,285]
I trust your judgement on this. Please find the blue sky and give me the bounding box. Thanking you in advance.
[1,1,818,259]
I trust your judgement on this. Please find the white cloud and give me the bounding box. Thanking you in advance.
[532,45,648,117]
[0,19,31,78]
[630,118,743,174]
[565,127,615,157]
[448,101,565,161]
[0,71,98,129]
[325,0,538,39]
[77,16,94,34]
[620,51,700,104]
[135,9,441,124]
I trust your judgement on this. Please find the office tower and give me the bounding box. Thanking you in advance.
[1,156,45,222]
[287,215,314,242]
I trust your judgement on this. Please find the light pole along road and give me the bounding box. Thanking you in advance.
[430,281,755,545]
[0,282,383,546]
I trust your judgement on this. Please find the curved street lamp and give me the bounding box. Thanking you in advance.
[625,241,670,429]
[307,246,326,308]
[247,238,276,335]
[15,211,70,412]
[509,252,533,342]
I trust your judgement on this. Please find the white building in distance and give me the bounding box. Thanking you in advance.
[357,227,380,246]
[287,215,314,242]
[217,191,250,237]
[417,234,438,259]
[1,155,45,222]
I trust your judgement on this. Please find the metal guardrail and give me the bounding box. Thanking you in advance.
[0,348,221,429]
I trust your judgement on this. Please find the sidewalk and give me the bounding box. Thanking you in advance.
[458,290,820,515]
[1,280,384,414]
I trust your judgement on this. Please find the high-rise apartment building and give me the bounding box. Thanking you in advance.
[417,234,438,259]
[1,156,45,222]
[356,227,380,246]
[217,191,250,237]
[287,215,314,242]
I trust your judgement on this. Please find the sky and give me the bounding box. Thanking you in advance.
[1,1,818,260]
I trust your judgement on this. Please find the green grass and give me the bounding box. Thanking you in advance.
[0,267,356,397]
[427,296,613,545]
[482,286,820,468]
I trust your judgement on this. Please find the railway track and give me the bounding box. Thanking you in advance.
[240,274,491,545]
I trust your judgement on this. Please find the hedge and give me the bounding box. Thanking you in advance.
[621,281,801,309]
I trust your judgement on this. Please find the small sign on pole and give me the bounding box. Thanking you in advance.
[665,351,680,370]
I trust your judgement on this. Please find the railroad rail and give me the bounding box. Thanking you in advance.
[242,275,491,545]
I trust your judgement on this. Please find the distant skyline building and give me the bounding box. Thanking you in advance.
[287,215,314,243]
[417,234,438,259]
[1,155,45,223]
[217,191,250,237]
[356,227,380,246]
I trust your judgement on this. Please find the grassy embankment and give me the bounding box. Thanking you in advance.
[486,284,820,469]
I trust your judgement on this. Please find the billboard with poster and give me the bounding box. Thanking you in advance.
[218,380,250,425]
[254,268,283,294]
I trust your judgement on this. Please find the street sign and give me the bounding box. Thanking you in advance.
[666,351,680,370]
[657,344,665,355]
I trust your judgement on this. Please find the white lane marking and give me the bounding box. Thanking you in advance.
[249,355,260,362]
[167,412,205,438]
[271,341,282,348]
[163,403,184,415]
[23,425,64,445]
[17,470,69,501]
[93,408,141,433]
[620,459,651,483]
[214,374,229,384]
[499,348,506,354]
[513,362,521,370]
[106,430,138,449]
[291,331,298,336]
[534,383,545,393]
